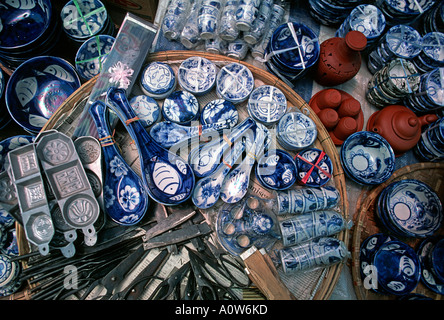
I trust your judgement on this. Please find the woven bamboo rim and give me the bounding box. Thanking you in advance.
[351,162,444,300]
[19,50,348,300]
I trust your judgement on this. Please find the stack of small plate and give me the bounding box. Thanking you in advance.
[335,4,386,49]
[417,236,444,295]
[216,62,254,104]
[419,1,444,34]
[414,116,444,162]
[265,22,320,83]
[307,0,361,26]
[140,62,177,99]
[255,149,297,191]
[375,0,437,26]
[60,0,115,45]
[294,148,333,187]
[376,179,443,238]
[404,67,444,113]
[0,0,62,69]
[247,85,287,126]
[178,56,217,96]
[412,32,444,73]
[367,25,422,74]
[277,112,317,151]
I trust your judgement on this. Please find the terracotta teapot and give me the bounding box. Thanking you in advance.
[367,105,438,156]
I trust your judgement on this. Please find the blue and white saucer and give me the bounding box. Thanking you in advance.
[255,149,297,190]
[200,99,239,128]
[140,61,177,99]
[216,62,254,104]
[162,90,200,125]
[129,95,160,128]
[178,56,217,96]
[248,85,287,126]
[277,112,317,150]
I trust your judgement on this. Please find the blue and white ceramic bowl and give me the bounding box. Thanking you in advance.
[178,56,217,96]
[200,99,238,128]
[372,240,421,296]
[0,135,34,173]
[5,56,81,134]
[383,179,443,238]
[417,237,444,294]
[247,85,287,126]
[216,62,255,104]
[75,35,115,81]
[385,25,423,59]
[340,131,395,186]
[162,90,200,125]
[294,148,333,187]
[129,95,160,129]
[140,62,177,99]
[413,32,444,72]
[255,149,297,191]
[277,112,317,151]
[431,238,444,283]
[0,254,20,294]
[0,0,53,51]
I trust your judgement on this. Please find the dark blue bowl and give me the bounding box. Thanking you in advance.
[255,149,298,190]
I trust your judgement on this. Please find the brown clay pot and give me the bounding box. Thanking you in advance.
[314,31,367,86]
[367,104,439,156]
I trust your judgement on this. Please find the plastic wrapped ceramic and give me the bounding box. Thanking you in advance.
[216,196,281,256]
[274,186,340,215]
[294,148,333,187]
[150,120,231,149]
[218,0,239,41]
[89,100,149,226]
[417,237,444,294]
[140,62,176,99]
[1,228,18,257]
[406,68,444,114]
[255,149,297,191]
[413,32,444,72]
[75,35,115,81]
[415,117,444,162]
[226,39,250,60]
[129,95,160,129]
[340,131,395,186]
[178,57,217,96]
[61,0,109,42]
[372,240,421,296]
[419,1,444,34]
[247,85,287,126]
[0,135,34,173]
[162,0,191,40]
[335,5,386,48]
[430,238,444,283]
[279,210,346,247]
[179,0,201,49]
[162,91,200,125]
[375,0,437,26]
[198,0,223,39]
[280,237,349,274]
[5,56,81,134]
[200,99,239,128]
[277,112,317,151]
[216,62,255,104]
[0,254,21,296]
[236,0,261,32]
[359,233,398,292]
[383,179,443,238]
[243,0,273,45]
[107,87,195,206]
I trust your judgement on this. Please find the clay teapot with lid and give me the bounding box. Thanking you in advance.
[367,105,438,156]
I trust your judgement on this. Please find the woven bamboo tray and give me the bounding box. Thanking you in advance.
[351,162,444,300]
[19,50,349,300]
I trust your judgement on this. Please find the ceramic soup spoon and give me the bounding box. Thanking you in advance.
[220,125,265,203]
[188,117,256,178]
[192,137,246,209]
[106,87,195,206]
[89,100,149,225]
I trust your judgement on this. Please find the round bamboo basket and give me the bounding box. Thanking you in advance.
[351,162,444,300]
[21,50,349,300]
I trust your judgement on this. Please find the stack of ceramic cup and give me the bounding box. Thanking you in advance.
[265,22,320,83]
[335,4,386,49]
[419,1,444,34]
[366,58,420,108]
[414,117,444,162]
[61,0,115,46]
[404,67,444,113]
[367,25,423,74]
[0,0,61,68]
[375,0,438,26]
[243,0,274,45]
[307,0,361,26]
[412,32,444,73]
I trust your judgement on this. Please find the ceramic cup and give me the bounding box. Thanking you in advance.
[198,0,223,39]
[236,0,261,32]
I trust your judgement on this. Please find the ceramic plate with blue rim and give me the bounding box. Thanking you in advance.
[140,61,177,99]
[372,240,421,296]
[247,85,287,126]
[277,112,317,151]
[162,90,200,125]
[340,131,395,186]
[255,149,297,190]
[384,179,443,238]
[178,56,217,96]
[0,0,52,51]
[216,62,254,104]
[200,99,239,128]
[6,56,81,134]
[75,35,115,81]
[385,25,422,58]
[295,148,333,187]
[0,135,34,173]
[129,95,160,128]
[417,236,444,295]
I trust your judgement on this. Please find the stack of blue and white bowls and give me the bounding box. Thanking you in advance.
[375,0,438,26]
[412,32,444,73]
[414,116,444,162]
[0,0,61,69]
[419,1,444,34]
[308,0,363,26]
